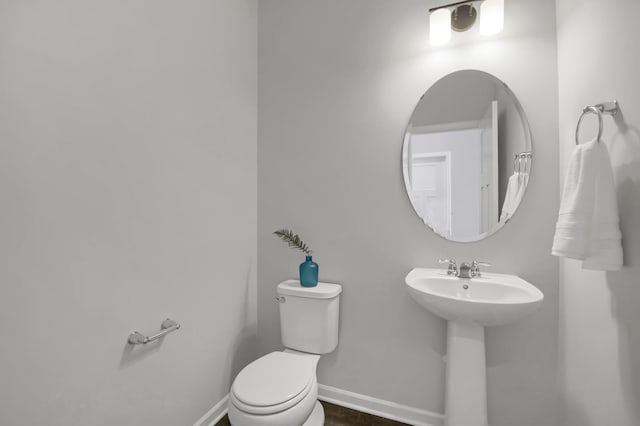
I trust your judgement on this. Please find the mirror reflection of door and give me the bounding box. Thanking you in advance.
[408,152,451,237]
[406,117,495,241]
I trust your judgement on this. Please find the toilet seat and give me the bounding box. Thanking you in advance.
[230,352,315,415]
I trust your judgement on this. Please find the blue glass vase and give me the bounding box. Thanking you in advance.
[299,255,318,287]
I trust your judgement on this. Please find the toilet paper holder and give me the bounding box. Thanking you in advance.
[128,318,180,345]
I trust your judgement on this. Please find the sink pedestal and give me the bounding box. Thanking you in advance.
[445,321,488,426]
[405,268,544,426]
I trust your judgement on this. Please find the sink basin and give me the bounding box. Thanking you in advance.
[405,267,545,426]
[405,267,544,326]
[404,268,544,426]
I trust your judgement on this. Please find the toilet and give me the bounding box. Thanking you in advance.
[228,280,342,426]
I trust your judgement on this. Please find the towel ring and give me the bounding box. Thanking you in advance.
[575,100,619,145]
[575,106,603,145]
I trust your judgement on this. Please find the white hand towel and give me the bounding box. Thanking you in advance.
[500,173,518,222]
[583,141,623,270]
[500,172,527,222]
[552,140,598,258]
[552,139,623,270]
[513,172,528,214]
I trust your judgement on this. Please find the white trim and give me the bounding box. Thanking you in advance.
[317,384,444,426]
[409,120,478,134]
[195,386,445,426]
[193,394,228,426]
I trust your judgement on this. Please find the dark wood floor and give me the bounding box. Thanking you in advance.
[216,400,410,426]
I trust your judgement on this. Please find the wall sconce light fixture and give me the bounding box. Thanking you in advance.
[429,0,504,46]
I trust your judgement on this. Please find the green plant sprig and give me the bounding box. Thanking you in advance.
[273,229,313,255]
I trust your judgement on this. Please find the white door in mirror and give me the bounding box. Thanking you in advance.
[407,152,451,237]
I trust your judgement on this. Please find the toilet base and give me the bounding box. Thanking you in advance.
[228,399,324,426]
[303,401,324,426]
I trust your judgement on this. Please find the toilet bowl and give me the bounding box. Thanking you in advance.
[228,280,342,426]
[228,350,323,426]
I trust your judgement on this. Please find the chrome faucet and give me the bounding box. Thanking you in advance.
[439,259,490,278]
[470,260,491,278]
[438,259,458,276]
[458,262,473,278]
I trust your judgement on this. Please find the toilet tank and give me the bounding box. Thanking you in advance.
[277,280,342,354]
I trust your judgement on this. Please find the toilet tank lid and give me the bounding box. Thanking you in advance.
[277,280,342,299]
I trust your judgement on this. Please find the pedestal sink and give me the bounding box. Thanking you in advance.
[405,268,544,426]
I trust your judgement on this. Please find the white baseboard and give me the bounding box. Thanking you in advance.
[195,385,444,426]
[193,394,228,426]
[318,384,444,426]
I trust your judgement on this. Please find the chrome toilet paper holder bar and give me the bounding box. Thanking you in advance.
[128,318,180,345]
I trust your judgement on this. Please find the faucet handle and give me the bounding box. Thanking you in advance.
[471,261,491,277]
[438,259,458,275]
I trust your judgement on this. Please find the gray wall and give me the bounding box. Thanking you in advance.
[410,73,496,127]
[556,1,640,425]
[0,1,257,425]
[258,1,560,425]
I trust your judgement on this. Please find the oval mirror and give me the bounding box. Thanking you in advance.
[402,70,532,242]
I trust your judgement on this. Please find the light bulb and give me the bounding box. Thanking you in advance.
[430,8,451,46]
[480,0,504,36]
